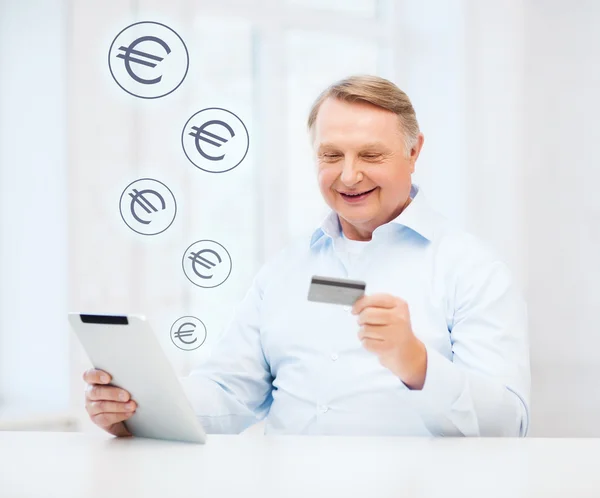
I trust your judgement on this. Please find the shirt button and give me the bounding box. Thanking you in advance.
[343,306,352,312]
[331,353,338,361]
[318,405,329,414]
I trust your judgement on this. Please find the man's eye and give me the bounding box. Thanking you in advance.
[323,154,341,159]
[363,154,381,160]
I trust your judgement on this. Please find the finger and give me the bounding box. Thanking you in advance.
[92,411,135,428]
[360,337,388,354]
[83,369,111,385]
[357,307,393,326]
[86,384,130,402]
[86,400,137,417]
[109,422,133,438]
[357,325,386,342]
[352,294,402,314]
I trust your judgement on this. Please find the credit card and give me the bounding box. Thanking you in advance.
[307,275,366,306]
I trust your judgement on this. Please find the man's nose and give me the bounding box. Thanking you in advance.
[340,158,363,185]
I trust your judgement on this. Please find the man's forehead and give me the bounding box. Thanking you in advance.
[311,98,403,148]
[315,100,400,132]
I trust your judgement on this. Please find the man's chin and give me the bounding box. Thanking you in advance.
[336,207,375,226]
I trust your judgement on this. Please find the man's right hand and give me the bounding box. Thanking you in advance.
[83,369,137,437]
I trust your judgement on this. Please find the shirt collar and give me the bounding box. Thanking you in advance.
[309,183,438,248]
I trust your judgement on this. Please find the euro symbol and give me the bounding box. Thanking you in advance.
[116,35,171,85]
[173,322,197,345]
[189,120,235,161]
[128,188,166,225]
[188,248,222,279]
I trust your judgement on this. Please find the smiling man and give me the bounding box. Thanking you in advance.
[84,75,530,437]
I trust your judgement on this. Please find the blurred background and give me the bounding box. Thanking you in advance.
[0,0,599,437]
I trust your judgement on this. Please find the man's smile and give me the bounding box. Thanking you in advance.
[339,187,378,203]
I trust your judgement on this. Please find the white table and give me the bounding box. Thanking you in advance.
[1,431,599,498]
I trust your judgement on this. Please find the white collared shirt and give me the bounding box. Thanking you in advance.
[336,231,370,271]
[182,184,531,436]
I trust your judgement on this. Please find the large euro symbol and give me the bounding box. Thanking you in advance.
[189,120,236,161]
[128,188,166,224]
[188,248,222,279]
[116,35,171,85]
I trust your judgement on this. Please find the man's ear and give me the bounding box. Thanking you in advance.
[410,133,425,168]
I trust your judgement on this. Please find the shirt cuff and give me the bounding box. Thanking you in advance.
[420,345,465,402]
[405,345,474,435]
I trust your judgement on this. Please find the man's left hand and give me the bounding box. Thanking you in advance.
[352,293,427,390]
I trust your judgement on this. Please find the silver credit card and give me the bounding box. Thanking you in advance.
[307,275,366,306]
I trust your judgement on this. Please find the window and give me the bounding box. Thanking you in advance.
[286,0,379,18]
[0,0,408,422]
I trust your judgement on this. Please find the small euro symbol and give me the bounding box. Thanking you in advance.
[116,35,171,85]
[189,120,235,161]
[128,188,166,225]
[173,322,197,345]
[170,316,207,351]
[188,248,222,279]
[120,178,177,235]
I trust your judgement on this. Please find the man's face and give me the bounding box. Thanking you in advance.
[312,97,423,239]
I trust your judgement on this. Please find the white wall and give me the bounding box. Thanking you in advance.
[0,0,70,410]
[523,0,600,436]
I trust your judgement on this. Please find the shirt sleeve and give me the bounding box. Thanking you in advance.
[407,255,531,437]
[179,262,274,435]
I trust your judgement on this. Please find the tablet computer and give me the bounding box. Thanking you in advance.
[68,312,206,444]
